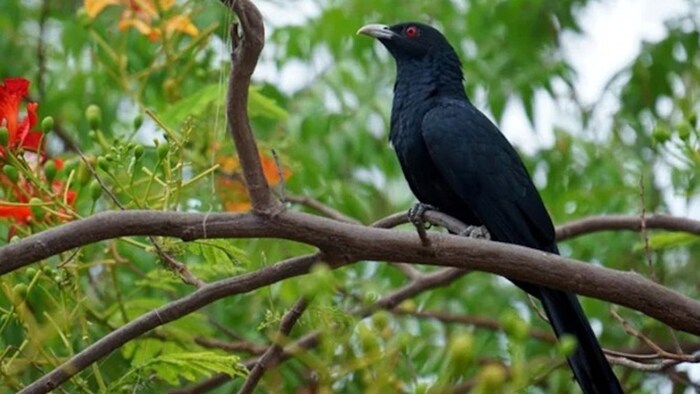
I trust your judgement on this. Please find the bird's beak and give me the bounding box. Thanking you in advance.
[357,24,394,40]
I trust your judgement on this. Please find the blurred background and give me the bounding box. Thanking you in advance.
[1,0,699,392]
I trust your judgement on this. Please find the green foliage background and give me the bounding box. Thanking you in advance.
[0,0,699,392]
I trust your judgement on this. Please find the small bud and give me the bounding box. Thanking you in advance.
[86,105,102,129]
[156,142,169,160]
[24,267,37,280]
[76,7,92,27]
[89,180,103,201]
[652,125,671,143]
[476,364,507,392]
[133,114,143,130]
[358,324,379,354]
[677,121,692,141]
[41,116,54,133]
[133,144,145,160]
[398,299,416,312]
[0,126,8,145]
[44,160,57,182]
[501,312,529,341]
[29,197,44,220]
[97,156,109,171]
[447,333,474,366]
[3,165,19,182]
[13,283,28,301]
[371,311,390,331]
[556,335,578,357]
[62,159,79,176]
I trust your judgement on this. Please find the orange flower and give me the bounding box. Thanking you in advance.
[0,78,77,229]
[0,78,43,157]
[216,153,292,212]
[84,0,199,41]
[0,204,31,224]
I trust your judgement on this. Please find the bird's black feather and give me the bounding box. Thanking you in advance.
[361,21,622,393]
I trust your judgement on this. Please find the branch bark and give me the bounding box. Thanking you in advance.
[238,298,309,393]
[223,0,281,213]
[3,210,700,335]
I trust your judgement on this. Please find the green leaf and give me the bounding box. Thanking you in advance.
[641,232,700,251]
[149,352,246,385]
[159,84,287,128]
[249,86,288,120]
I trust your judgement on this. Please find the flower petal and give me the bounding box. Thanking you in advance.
[0,204,32,223]
[84,0,121,18]
[0,77,30,143]
[164,15,199,37]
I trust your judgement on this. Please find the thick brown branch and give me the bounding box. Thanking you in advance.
[223,0,280,213]
[3,210,700,335]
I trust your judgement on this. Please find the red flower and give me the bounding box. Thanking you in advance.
[0,77,43,156]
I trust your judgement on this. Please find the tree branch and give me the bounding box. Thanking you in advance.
[222,0,281,213]
[3,210,700,337]
[238,298,309,394]
[17,253,324,394]
[556,214,700,240]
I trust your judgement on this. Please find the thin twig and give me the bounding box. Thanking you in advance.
[238,298,309,394]
[285,194,361,224]
[195,337,267,355]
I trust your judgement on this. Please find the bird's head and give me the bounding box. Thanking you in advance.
[357,22,455,62]
[357,22,465,97]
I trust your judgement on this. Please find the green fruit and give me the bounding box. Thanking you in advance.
[89,180,103,200]
[133,144,145,160]
[133,114,143,130]
[371,311,390,331]
[76,7,91,27]
[501,312,528,341]
[41,116,54,133]
[556,335,578,357]
[0,126,8,145]
[29,197,44,220]
[652,125,671,143]
[478,364,507,390]
[13,283,28,300]
[156,142,169,160]
[3,165,19,182]
[447,333,474,365]
[24,267,37,280]
[44,160,57,181]
[677,121,692,141]
[86,105,102,129]
[97,156,109,171]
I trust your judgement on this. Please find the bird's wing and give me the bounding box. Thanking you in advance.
[421,98,555,250]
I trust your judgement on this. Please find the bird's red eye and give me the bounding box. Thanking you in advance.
[405,26,419,38]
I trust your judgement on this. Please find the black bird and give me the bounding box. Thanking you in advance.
[358,22,622,393]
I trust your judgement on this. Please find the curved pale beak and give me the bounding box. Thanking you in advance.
[356,24,394,39]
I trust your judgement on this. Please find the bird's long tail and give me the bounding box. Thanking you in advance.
[537,286,623,394]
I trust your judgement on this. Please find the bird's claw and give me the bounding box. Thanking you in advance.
[459,225,491,240]
[408,203,437,230]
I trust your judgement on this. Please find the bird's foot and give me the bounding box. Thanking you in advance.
[407,203,437,230]
[459,225,491,240]
[408,203,437,247]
